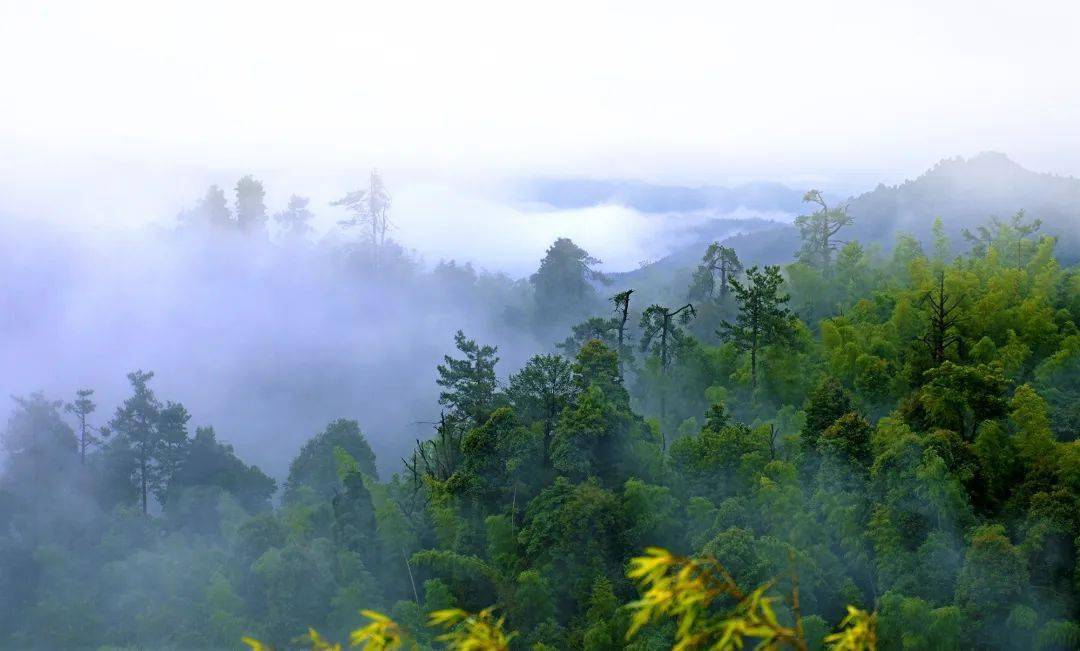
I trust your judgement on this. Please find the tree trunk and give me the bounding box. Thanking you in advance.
[140,455,148,515]
[820,217,832,275]
[542,419,553,468]
[79,415,87,465]
[750,333,759,391]
[660,317,669,369]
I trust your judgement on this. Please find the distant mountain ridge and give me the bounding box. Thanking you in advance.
[615,153,1080,297]
[520,178,805,215]
[844,152,1080,259]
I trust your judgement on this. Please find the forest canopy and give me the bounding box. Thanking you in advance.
[3,168,1080,650]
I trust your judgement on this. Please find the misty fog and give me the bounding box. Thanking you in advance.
[0,177,787,478]
[6,4,1080,649]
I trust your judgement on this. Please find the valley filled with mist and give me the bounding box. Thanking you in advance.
[6,2,1080,648]
[4,151,1080,650]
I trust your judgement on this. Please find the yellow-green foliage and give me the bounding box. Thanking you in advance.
[349,610,406,650]
[242,547,876,650]
[823,607,877,650]
[243,605,514,651]
[428,607,514,651]
[624,547,877,651]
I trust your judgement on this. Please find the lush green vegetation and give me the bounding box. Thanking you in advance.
[3,188,1080,650]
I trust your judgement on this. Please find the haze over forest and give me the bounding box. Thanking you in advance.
[1,152,1069,477]
[4,3,1080,650]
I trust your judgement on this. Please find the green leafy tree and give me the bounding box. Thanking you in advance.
[437,330,500,428]
[333,468,379,566]
[690,242,743,301]
[235,174,268,234]
[154,401,191,504]
[285,419,378,503]
[669,405,769,504]
[1033,336,1080,440]
[274,194,316,238]
[507,354,577,464]
[801,377,854,451]
[1,393,78,490]
[457,407,526,507]
[573,339,630,405]
[550,386,608,480]
[719,265,795,390]
[183,184,232,228]
[557,317,619,355]
[530,238,608,327]
[913,362,1009,440]
[109,370,165,514]
[795,190,853,275]
[955,525,1028,633]
[1007,384,1057,469]
[817,412,873,466]
[165,426,276,516]
[65,388,106,465]
[962,210,1042,267]
[639,303,696,371]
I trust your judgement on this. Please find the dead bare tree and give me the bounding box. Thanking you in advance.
[65,388,109,465]
[331,169,393,271]
[920,270,964,366]
[640,303,696,370]
[403,413,463,498]
[611,289,634,370]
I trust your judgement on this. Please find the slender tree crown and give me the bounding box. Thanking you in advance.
[795,189,853,274]
[235,175,268,233]
[691,243,743,301]
[331,169,393,269]
[274,194,315,238]
[718,265,794,389]
[530,238,608,325]
[437,330,500,428]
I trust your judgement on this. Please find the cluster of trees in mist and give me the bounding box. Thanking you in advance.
[4,175,1080,650]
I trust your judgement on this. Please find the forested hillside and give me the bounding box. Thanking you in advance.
[3,174,1080,650]
[619,153,1080,307]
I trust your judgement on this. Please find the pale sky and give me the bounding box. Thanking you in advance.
[2,0,1079,235]
[4,1,1080,176]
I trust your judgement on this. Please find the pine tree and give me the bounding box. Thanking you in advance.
[109,370,164,514]
[65,388,107,464]
[690,243,742,300]
[920,270,963,366]
[718,265,794,390]
[154,401,191,504]
[530,238,608,327]
[639,303,696,371]
[235,175,268,234]
[794,190,852,275]
[199,184,233,228]
[274,195,315,238]
[508,354,577,463]
[331,170,392,270]
[437,330,500,428]
[801,376,854,450]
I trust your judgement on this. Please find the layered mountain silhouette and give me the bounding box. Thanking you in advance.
[609,153,1080,295]
[521,178,805,215]
[843,152,1080,257]
[688,152,1078,269]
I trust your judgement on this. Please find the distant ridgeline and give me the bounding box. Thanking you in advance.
[614,153,1080,293]
[843,152,1080,263]
[5,154,1080,650]
[519,177,806,215]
